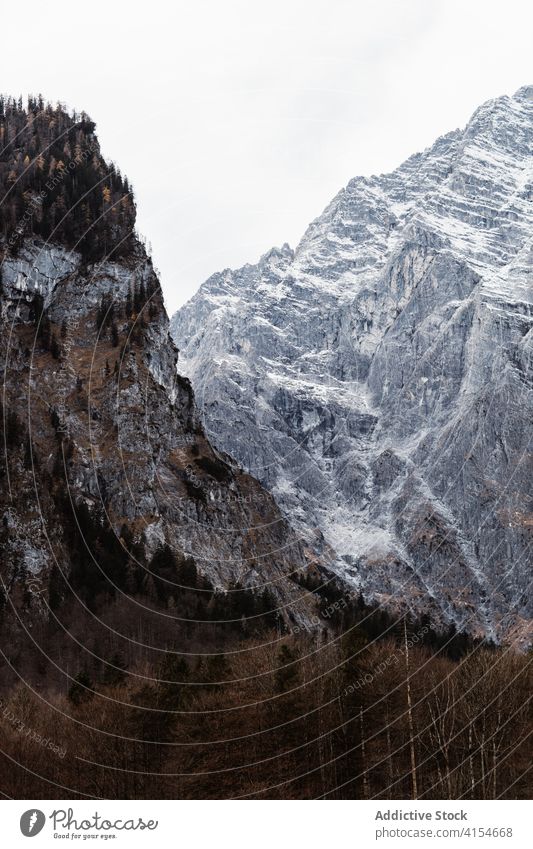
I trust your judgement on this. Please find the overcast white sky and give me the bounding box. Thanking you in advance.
[1,0,532,312]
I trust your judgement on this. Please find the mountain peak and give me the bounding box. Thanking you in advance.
[513,84,533,101]
[172,87,533,643]
[260,242,294,265]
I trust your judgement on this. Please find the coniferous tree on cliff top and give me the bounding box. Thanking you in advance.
[0,95,136,261]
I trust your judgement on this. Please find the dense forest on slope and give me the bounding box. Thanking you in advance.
[0,594,531,800]
[0,96,135,260]
[0,482,530,799]
[1,405,529,800]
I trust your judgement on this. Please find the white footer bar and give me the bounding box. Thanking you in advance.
[2,799,531,848]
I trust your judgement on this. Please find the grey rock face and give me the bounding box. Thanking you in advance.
[1,238,322,624]
[172,87,533,642]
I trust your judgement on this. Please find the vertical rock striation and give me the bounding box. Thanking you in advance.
[172,87,533,642]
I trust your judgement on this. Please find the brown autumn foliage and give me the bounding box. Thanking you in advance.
[0,616,530,799]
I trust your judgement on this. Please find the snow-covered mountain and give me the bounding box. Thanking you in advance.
[172,86,533,642]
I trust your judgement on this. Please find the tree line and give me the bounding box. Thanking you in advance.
[0,95,135,261]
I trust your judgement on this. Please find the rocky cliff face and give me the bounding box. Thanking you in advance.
[172,86,533,643]
[0,240,321,622]
[0,107,323,639]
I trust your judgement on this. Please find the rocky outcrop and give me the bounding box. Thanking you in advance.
[0,239,324,631]
[172,86,533,643]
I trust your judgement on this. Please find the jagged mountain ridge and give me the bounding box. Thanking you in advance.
[172,86,533,643]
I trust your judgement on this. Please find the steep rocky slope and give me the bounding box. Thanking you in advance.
[0,103,321,646]
[172,86,533,643]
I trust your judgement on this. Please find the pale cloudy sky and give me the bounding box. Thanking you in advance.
[1,0,532,312]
